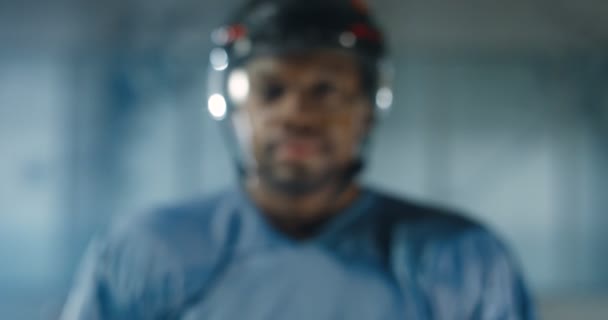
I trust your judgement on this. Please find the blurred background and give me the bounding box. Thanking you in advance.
[1,0,607,318]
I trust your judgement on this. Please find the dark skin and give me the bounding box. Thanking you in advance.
[231,50,374,238]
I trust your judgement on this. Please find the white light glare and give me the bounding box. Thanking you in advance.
[210,48,229,71]
[376,87,393,110]
[228,69,250,104]
[339,32,357,48]
[208,94,227,120]
[211,28,229,45]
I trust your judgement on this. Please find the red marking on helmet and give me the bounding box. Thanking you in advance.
[351,23,381,42]
[351,0,369,14]
[228,24,247,43]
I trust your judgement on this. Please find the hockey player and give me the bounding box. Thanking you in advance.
[61,0,535,319]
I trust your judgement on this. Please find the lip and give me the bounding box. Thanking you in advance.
[275,138,322,160]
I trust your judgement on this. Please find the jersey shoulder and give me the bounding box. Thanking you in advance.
[367,189,534,319]
[370,188,487,238]
[367,188,514,262]
[89,189,240,317]
[110,188,238,247]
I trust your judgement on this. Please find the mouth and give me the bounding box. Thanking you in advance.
[275,138,323,161]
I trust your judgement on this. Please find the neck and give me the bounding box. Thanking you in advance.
[246,178,361,239]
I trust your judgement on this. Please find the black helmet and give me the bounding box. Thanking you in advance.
[206,0,393,121]
[218,0,385,65]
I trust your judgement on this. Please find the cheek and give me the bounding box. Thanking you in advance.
[250,117,268,155]
[329,112,369,161]
[232,109,268,164]
[232,110,251,141]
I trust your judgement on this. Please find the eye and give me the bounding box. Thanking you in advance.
[311,80,338,99]
[262,82,286,102]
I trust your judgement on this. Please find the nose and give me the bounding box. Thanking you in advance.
[277,90,324,134]
[282,89,311,114]
[279,88,322,117]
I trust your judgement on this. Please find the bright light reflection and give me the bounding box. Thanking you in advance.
[210,48,228,71]
[376,87,393,110]
[339,32,357,48]
[228,69,250,104]
[208,94,227,120]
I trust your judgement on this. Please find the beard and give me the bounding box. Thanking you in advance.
[257,161,335,196]
[256,140,338,196]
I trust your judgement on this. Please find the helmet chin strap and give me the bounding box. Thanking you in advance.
[333,157,364,196]
[328,132,371,204]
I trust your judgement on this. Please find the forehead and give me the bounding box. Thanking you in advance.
[245,50,361,79]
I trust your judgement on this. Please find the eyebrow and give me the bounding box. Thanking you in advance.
[248,70,282,84]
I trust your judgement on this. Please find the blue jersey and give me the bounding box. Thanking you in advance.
[61,187,534,319]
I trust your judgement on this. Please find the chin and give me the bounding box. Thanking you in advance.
[266,169,332,196]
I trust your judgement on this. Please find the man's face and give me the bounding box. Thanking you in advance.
[232,50,372,195]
